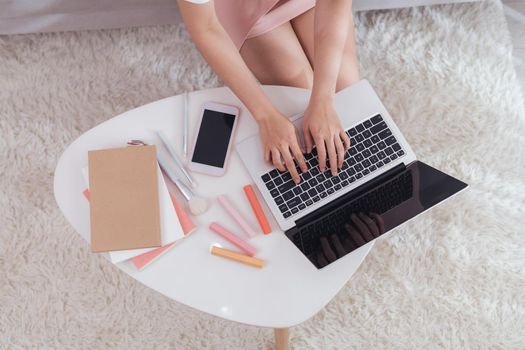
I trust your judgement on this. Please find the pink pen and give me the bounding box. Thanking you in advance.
[209,222,257,257]
[217,195,257,238]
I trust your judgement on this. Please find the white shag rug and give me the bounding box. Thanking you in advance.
[1,1,524,349]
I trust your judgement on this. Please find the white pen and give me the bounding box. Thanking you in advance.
[157,153,208,216]
[183,92,188,158]
[156,130,197,188]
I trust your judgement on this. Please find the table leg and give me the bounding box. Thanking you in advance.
[274,328,289,350]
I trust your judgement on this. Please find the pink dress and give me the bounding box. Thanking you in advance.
[191,0,316,50]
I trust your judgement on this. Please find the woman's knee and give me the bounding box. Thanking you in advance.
[259,63,314,89]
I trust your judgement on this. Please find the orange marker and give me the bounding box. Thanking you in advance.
[243,184,272,234]
[211,246,264,268]
[169,192,197,235]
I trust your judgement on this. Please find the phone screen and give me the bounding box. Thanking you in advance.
[191,109,236,168]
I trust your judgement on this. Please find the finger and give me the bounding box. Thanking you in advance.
[331,234,346,258]
[317,251,328,268]
[303,127,314,154]
[281,146,301,184]
[343,238,357,252]
[271,148,285,172]
[345,223,366,246]
[326,138,338,176]
[290,138,307,174]
[358,212,379,238]
[316,137,327,172]
[340,130,351,151]
[295,128,306,154]
[369,212,385,236]
[351,213,374,242]
[264,146,270,163]
[320,236,337,262]
[334,135,345,170]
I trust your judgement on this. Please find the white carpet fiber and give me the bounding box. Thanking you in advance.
[1,1,524,349]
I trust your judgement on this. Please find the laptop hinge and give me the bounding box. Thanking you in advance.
[293,163,407,229]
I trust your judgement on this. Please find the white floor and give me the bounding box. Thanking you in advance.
[504,0,525,89]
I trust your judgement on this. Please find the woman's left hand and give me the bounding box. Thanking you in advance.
[302,98,350,176]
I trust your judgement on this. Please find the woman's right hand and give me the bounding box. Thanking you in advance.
[258,112,308,184]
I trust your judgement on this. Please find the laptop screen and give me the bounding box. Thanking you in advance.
[286,161,467,269]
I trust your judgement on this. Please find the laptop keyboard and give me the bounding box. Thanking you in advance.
[260,114,406,219]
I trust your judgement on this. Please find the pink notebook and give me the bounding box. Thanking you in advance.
[130,193,197,270]
[131,242,177,270]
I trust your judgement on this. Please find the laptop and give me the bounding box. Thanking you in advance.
[236,80,467,269]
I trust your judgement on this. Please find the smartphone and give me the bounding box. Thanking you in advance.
[189,102,239,176]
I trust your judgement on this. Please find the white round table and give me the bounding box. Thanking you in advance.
[53,85,374,349]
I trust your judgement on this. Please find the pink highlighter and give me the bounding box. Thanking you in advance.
[217,195,257,238]
[209,222,256,257]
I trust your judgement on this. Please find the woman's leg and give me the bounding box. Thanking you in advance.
[240,21,314,89]
[290,7,360,92]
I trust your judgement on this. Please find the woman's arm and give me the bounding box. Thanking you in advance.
[302,0,354,176]
[178,1,273,122]
[177,1,307,183]
[311,0,354,101]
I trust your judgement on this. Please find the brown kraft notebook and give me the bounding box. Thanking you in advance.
[88,145,161,252]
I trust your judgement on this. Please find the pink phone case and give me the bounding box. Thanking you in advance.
[189,102,240,176]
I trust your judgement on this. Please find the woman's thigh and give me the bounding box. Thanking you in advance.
[240,21,313,89]
[291,7,360,91]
